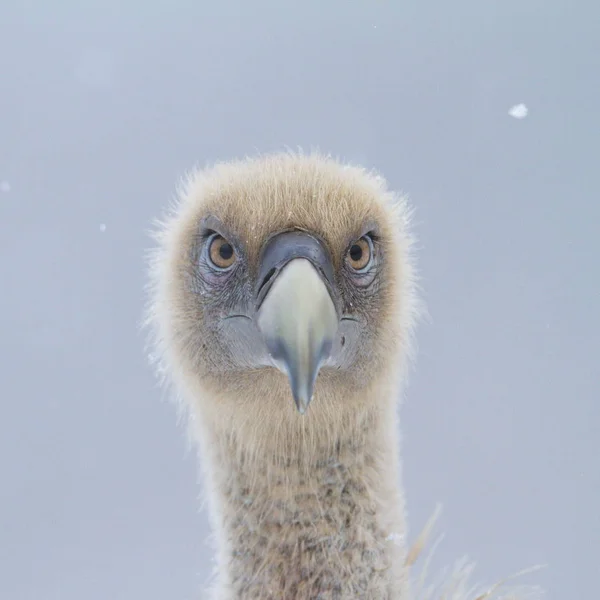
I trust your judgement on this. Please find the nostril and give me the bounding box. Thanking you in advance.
[263,267,277,285]
[340,335,346,347]
[260,267,277,289]
[257,267,278,300]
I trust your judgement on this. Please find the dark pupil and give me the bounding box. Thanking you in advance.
[350,244,363,262]
[219,242,233,260]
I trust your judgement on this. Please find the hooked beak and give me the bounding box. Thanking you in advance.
[256,234,338,414]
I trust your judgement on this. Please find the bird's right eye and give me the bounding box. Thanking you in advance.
[207,234,237,270]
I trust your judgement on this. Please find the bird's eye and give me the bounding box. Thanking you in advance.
[346,236,373,272]
[207,234,236,270]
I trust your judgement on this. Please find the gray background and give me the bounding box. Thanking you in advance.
[1,1,598,598]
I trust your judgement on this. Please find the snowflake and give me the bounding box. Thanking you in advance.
[508,103,528,119]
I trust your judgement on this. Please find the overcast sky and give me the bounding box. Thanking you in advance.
[1,1,598,598]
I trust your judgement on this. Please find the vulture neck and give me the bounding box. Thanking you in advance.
[200,381,411,599]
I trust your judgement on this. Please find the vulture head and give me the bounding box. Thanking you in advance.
[149,153,417,436]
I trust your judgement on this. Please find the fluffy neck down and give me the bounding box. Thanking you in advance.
[195,380,411,600]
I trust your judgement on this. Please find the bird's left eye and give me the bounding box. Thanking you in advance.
[346,235,373,272]
[207,234,237,270]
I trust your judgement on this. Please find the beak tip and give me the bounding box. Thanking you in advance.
[296,405,307,415]
[292,385,313,415]
[294,397,310,415]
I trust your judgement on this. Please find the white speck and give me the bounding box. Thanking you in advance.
[99,223,106,232]
[373,25,377,28]
[508,103,528,119]
[0,181,10,193]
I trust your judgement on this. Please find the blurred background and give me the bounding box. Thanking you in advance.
[1,1,598,598]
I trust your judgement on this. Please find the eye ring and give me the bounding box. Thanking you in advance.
[207,233,237,271]
[346,235,374,272]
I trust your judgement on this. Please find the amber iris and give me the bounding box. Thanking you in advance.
[346,236,372,271]
[208,235,236,269]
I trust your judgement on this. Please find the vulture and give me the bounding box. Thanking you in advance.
[145,152,542,599]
